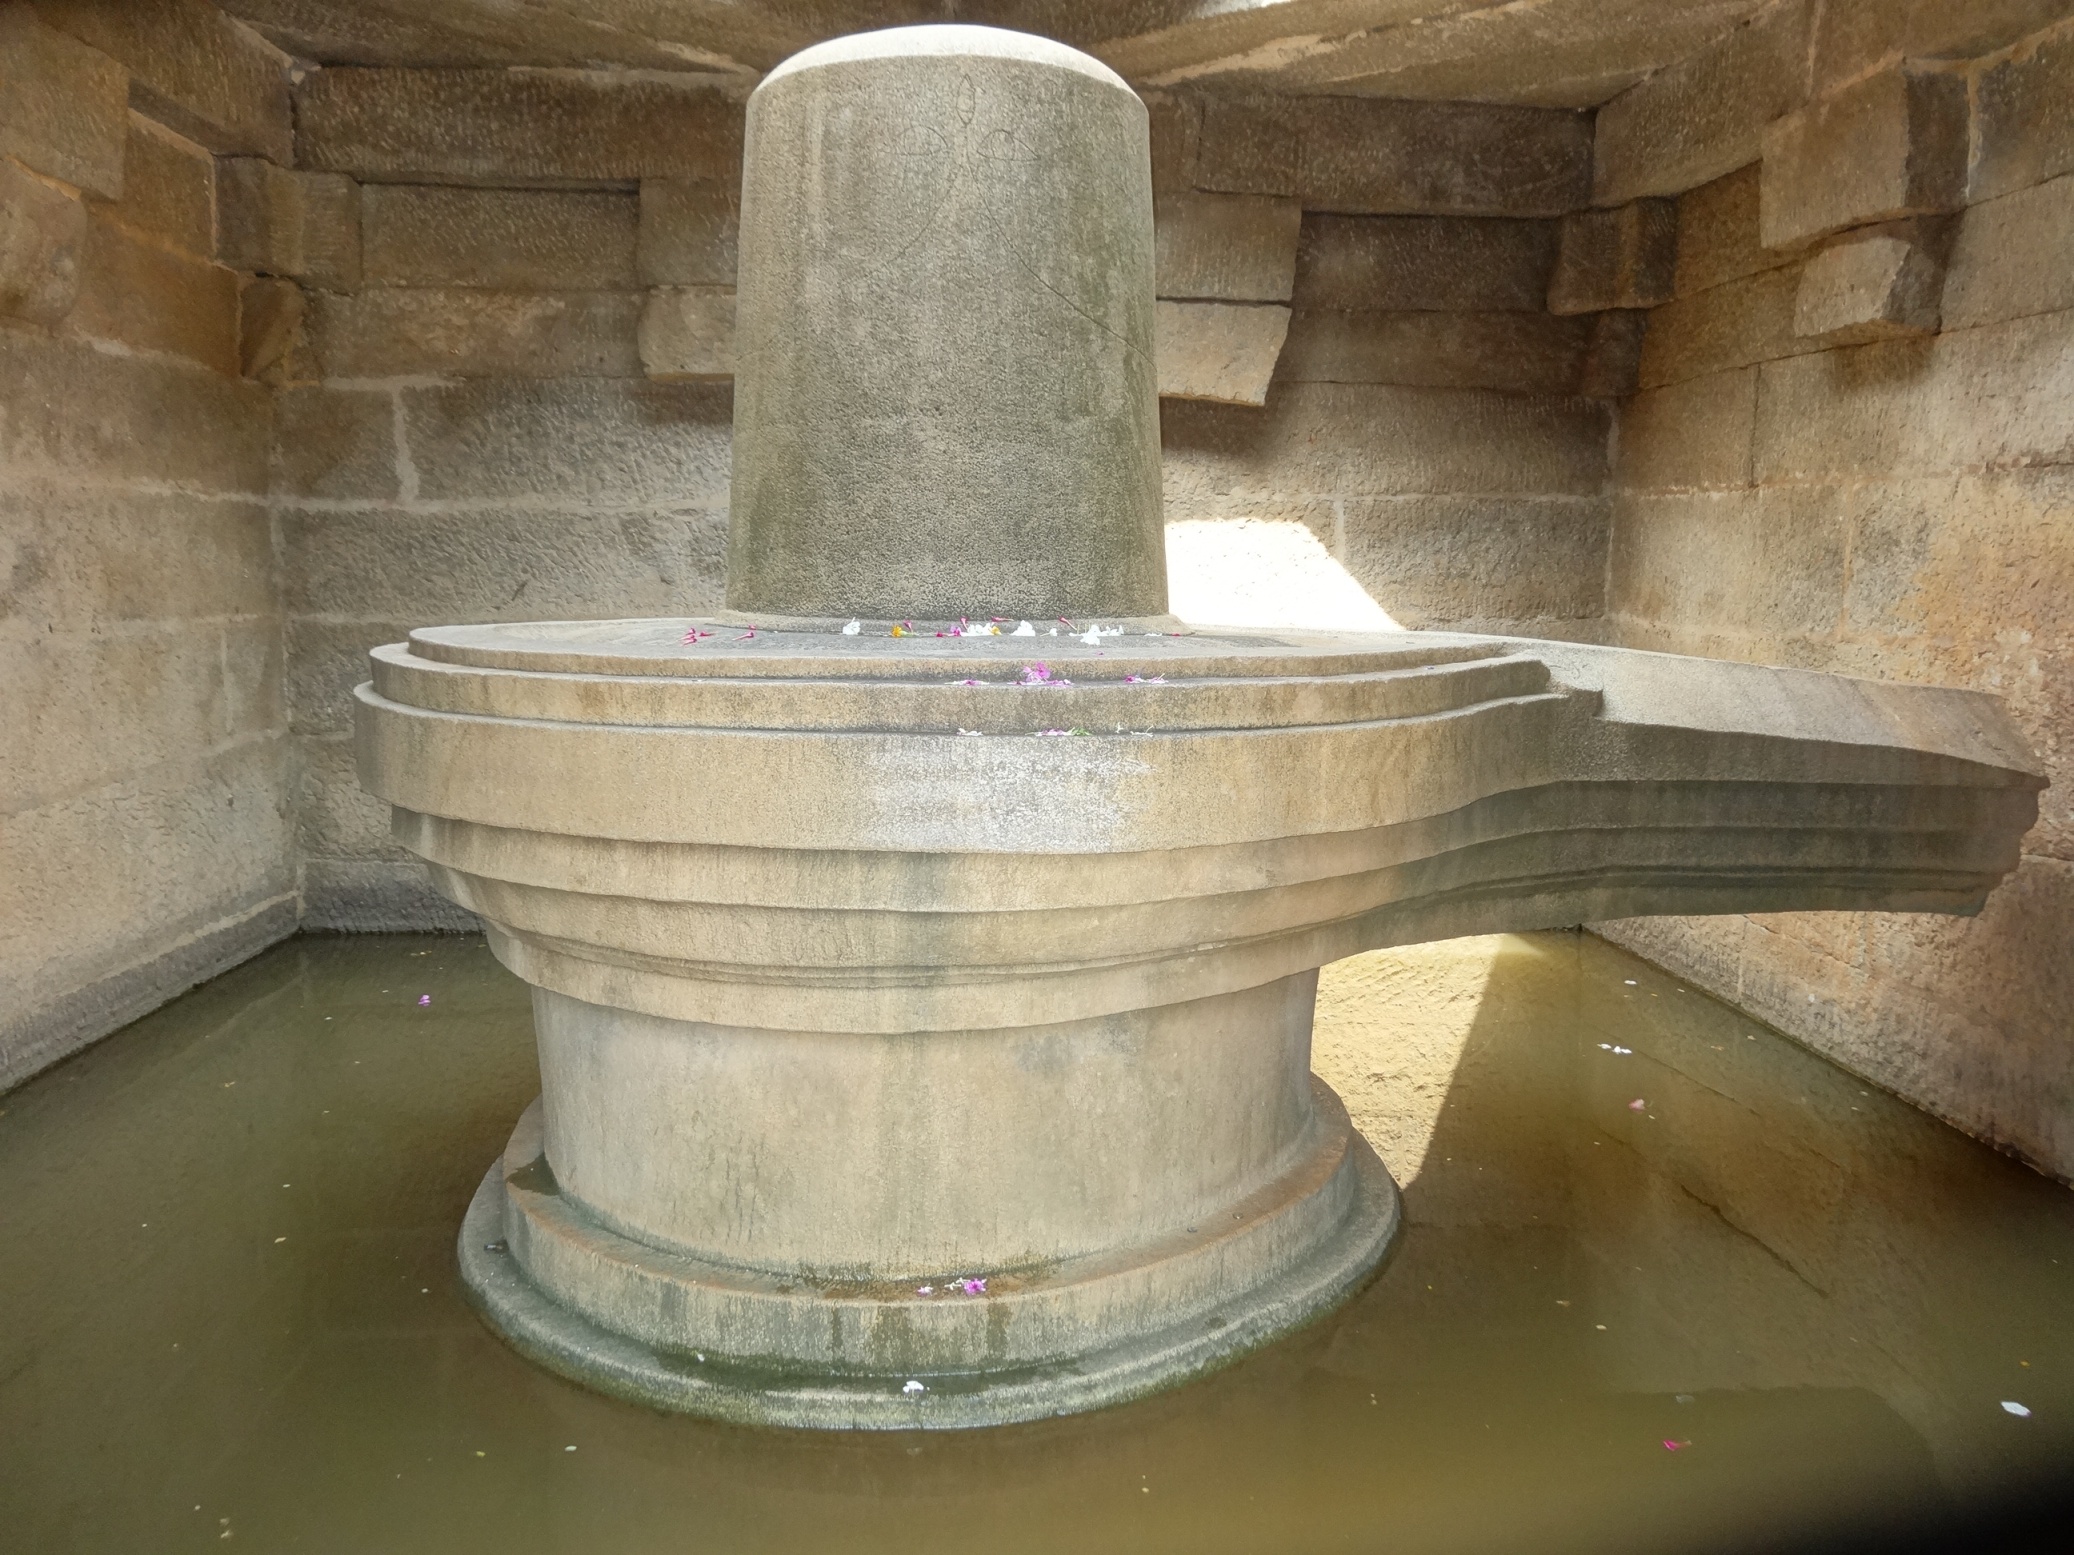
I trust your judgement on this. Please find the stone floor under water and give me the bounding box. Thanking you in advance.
[1,930,2069,1552]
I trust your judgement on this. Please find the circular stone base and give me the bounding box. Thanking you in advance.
[457,1129,1401,1430]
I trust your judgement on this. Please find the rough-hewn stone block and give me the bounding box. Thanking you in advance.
[3,622,280,814]
[0,157,87,325]
[0,327,266,490]
[113,113,213,258]
[1154,190,1301,303]
[68,204,239,373]
[1674,163,1795,298]
[1548,199,1676,313]
[1942,173,2074,330]
[1812,0,2071,95]
[1199,95,1591,216]
[1159,382,1609,498]
[1154,300,1290,406]
[1292,215,1556,313]
[1143,90,1200,193]
[1276,310,1589,395]
[1759,66,1968,250]
[400,377,731,505]
[1973,22,2074,204]
[0,478,274,628]
[1639,261,1811,390]
[1753,309,2074,482]
[299,859,477,934]
[1579,309,1650,399]
[271,384,396,501]
[1595,1,1813,204]
[238,274,304,380]
[1340,495,1609,631]
[1617,368,1758,490]
[1600,855,2074,1179]
[363,185,638,290]
[297,734,410,863]
[308,287,643,379]
[36,0,291,162]
[216,159,361,291]
[637,286,736,381]
[1842,469,2074,681]
[1607,484,1851,653]
[0,5,126,199]
[281,505,730,622]
[0,739,294,1063]
[1793,227,1943,344]
[286,618,417,738]
[636,179,738,286]
[297,68,745,184]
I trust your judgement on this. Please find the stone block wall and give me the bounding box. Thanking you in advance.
[1590,4,2074,1179]
[1147,89,1617,637]
[274,69,740,928]
[1,1,293,1089]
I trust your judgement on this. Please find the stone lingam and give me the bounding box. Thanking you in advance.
[355,25,2044,1428]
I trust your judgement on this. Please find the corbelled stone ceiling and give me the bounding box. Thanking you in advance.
[218,1,1772,107]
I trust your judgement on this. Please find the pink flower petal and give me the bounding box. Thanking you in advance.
[417,995,431,1006]
[1628,1098,1647,1111]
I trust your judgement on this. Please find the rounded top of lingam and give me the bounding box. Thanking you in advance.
[725,25,1167,624]
[762,23,1132,92]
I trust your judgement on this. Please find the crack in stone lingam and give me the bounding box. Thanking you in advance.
[354,23,2044,1429]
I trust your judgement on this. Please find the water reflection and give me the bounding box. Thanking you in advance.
[1,932,2067,1553]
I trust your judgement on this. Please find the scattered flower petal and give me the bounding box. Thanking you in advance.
[1663,1439,1690,1452]
[916,1285,933,1295]
[2002,1400,2032,1417]
[962,1277,987,1294]
[1036,728,1070,737]
[841,620,861,636]
[1012,620,1036,636]
[957,728,983,737]
[958,678,984,687]
[1628,1098,1647,1111]
[891,625,907,637]
[1079,626,1102,646]
[903,1379,926,1395]
[1123,673,1166,685]
[681,627,714,644]
[417,994,431,1006]
[1624,979,1638,986]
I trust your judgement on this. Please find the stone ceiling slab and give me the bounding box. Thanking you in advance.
[212,0,1781,111]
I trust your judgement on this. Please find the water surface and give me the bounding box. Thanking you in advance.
[2,931,2068,1552]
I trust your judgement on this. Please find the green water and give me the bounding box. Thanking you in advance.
[1,931,2068,1553]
